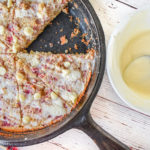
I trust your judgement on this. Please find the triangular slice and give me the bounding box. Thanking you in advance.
[0,54,21,131]
[15,58,68,130]
[17,50,95,110]
[0,0,70,53]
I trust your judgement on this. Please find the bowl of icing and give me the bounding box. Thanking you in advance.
[107,7,150,115]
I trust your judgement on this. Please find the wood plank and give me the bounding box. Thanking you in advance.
[49,129,99,150]
[20,141,65,150]
[91,96,150,150]
[89,0,135,44]
[19,129,99,150]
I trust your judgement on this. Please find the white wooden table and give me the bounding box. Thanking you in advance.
[19,1,150,150]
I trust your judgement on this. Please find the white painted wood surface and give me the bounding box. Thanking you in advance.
[19,1,150,150]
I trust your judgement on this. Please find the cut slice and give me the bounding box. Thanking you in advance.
[15,57,68,130]
[17,50,95,110]
[0,54,21,131]
[19,82,69,130]
[0,0,70,53]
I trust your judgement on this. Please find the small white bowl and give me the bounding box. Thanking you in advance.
[107,7,150,115]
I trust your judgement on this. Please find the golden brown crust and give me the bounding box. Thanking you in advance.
[1,127,23,132]
[21,126,45,132]
[21,115,66,132]
[72,71,92,109]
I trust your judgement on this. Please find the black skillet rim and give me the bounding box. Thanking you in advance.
[2,0,106,146]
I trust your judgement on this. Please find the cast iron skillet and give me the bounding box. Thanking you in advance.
[0,0,130,149]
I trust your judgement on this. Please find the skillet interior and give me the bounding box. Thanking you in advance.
[0,0,105,146]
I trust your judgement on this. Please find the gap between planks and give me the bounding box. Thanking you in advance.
[115,0,137,9]
[116,0,150,9]
[48,141,69,150]
[96,95,150,118]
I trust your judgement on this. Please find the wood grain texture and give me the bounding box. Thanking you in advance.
[91,96,150,150]
[18,0,150,150]
[90,0,134,44]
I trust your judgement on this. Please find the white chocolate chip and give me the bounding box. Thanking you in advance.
[32,57,40,66]
[61,91,78,103]
[62,69,70,77]
[70,92,77,103]
[52,98,63,107]
[51,91,58,99]
[23,116,30,124]
[0,25,5,35]
[64,61,70,68]
[34,92,41,100]
[13,35,18,44]
[16,72,24,82]
[66,70,81,82]
[37,12,43,19]
[12,44,19,53]
[19,94,26,102]
[55,65,61,71]
[41,103,66,118]
[24,27,33,37]
[7,0,13,8]
[0,66,6,75]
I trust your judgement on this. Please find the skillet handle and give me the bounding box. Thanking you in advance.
[76,112,130,150]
